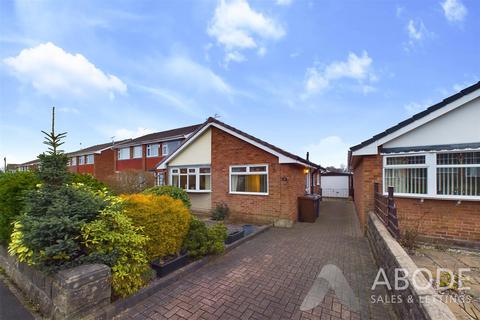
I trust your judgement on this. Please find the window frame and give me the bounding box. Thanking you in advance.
[78,155,85,165]
[229,164,269,196]
[383,151,480,200]
[86,154,94,164]
[118,147,130,160]
[132,146,142,159]
[71,157,77,166]
[169,166,211,192]
[146,144,159,157]
[162,144,169,156]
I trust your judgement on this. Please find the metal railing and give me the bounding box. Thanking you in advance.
[373,183,400,239]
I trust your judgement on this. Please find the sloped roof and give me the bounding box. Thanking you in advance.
[158,117,323,170]
[350,81,480,152]
[67,139,130,156]
[115,124,201,147]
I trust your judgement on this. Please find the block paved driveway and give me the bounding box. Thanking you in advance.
[117,200,397,320]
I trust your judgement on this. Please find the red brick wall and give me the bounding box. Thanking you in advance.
[211,127,306,224]
[352,154,383,227]
[77,164,94,175]
[396,198,480,242]
[94,149,115,182]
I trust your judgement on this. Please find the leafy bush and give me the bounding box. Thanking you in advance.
[208,223,228,254]
[211,201,229,221]
[81,199,149,298]
[183,218,227,259]
[105,170,155,194]
[69,173,109,192]
[122,194,191,260]
[143,185,191,209]
[0,171,40,244]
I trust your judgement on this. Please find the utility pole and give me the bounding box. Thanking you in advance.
[3,157,6,172]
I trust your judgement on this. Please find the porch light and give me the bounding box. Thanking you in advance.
[303,168,309,174]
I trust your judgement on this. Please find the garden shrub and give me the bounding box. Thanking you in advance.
[208,223,228,254]
[105,170,155,194]
[211,201,230,221]
[183,218,228,259]
[81,198,149,298]
[0,171,40,244]
[143,185,191,209]
[69,173,109,192]
[122,194,191,260]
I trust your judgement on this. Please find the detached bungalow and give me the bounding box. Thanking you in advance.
[349,82,480,246]
[157,117,323,226]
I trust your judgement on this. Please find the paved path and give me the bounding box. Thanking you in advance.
[0,279,34,320]
[118,200,396,320]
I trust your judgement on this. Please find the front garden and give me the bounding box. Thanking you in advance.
[0,109,243,312]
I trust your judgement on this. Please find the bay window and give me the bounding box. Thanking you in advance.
[383,151,480,199]
[230,165,268,195]
[170,167,211,191]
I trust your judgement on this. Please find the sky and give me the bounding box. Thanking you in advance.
[0,0,479,168]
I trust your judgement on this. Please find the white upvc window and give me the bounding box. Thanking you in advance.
[383,151,480,200]
[162,144,169,156]
[169,166,211,192]
[71,157,77,166]
[79,155,85,165]
[229,164,268,195]
[147,144,159,157]
[118,147,130,160]
[86,154,94,164]
[133,146,142,159]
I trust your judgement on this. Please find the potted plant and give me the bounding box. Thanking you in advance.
[151,252,190,277]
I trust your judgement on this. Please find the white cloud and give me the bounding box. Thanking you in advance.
[137,84,199,117]
[404,102,428,115]
[163,56,231,94]
[276,0,293,6]
[303,51,375,97]
[225,51,246,64]
[114,127,154,140]
[441,0,467,22]
[303,136,350,167]
[3,42,126,98]
[404,20,432,50]
[207,0,285,63]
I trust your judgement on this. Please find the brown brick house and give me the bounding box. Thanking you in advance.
[157,117,323,226]
[349,82,480,247]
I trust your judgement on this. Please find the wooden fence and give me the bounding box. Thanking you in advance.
[373,182,400,239]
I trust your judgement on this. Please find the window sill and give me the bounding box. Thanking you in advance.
[384,193,480,202]
[229,192,269,196]
[186,190,211,193]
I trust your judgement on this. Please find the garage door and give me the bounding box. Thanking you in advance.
[321,175,350,198]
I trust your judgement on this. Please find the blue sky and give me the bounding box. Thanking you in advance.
[0,0,478,167]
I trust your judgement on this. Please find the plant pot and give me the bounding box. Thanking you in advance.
[151,253,189,277]
[225,230,244,245]
[242,224,254,236]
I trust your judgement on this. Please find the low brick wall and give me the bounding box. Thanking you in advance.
[0,246,111,319]
[366,212,456,320]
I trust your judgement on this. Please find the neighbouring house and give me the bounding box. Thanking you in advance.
[320,171,352,198]
[349,82,480,246]
[16,159,40,172]
[67,140,129,182]
[156,117,323,226]
[112,124,201,184]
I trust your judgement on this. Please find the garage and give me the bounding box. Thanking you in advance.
[320,172,352,198]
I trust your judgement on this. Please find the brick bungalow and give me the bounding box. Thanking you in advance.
[349,82,480,246]
[157,117,323,226]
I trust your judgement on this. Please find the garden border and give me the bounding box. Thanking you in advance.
[95,224,271,319]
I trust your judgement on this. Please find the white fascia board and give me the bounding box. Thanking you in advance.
[157,122,311,169]
[352,89,480,156]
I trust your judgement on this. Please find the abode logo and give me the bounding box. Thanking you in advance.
[370,267,472,304]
